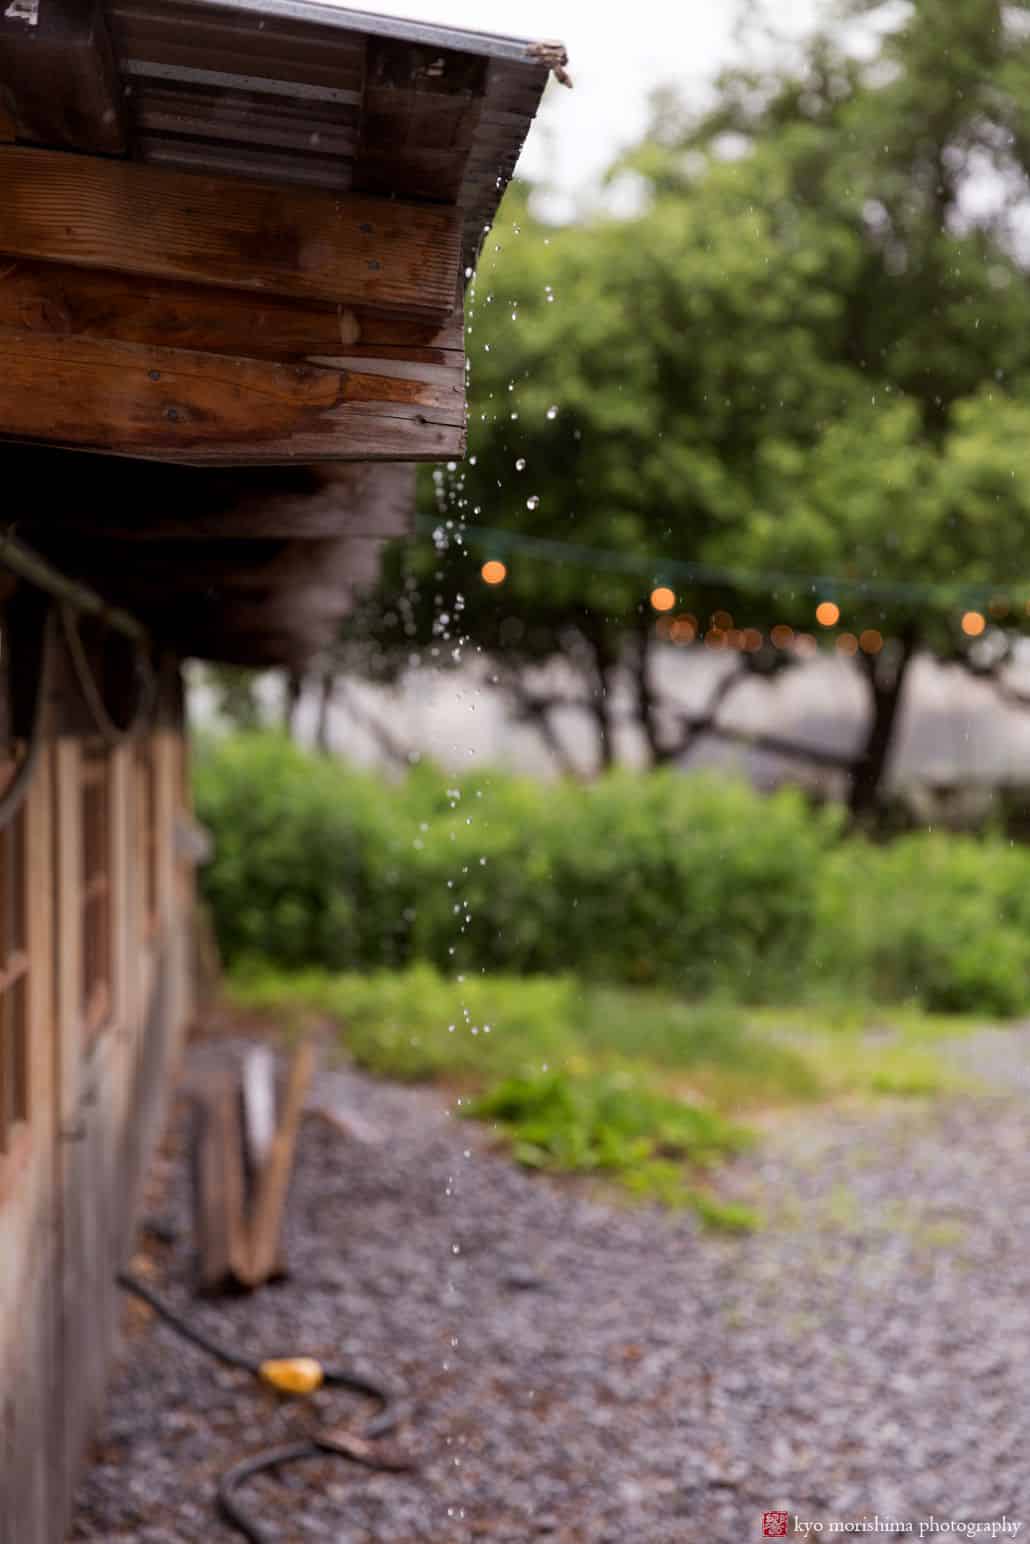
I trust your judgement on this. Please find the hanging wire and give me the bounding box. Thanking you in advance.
[59,603,157,747]
[0,596,52,833]
[416,515,1026,611]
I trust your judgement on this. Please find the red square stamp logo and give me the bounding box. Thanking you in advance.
[763,1514,790,1539]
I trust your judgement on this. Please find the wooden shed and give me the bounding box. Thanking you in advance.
[0,4,559,1539]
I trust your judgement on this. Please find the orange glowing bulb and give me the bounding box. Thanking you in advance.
[481,560,508,585]
[650,586,676,612]
[815,601,840,627]
[961,610,986,637]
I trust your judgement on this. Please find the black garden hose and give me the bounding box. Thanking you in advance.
[117,1272,411,1543]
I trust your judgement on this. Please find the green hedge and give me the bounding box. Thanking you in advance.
[195,733,1030,1013]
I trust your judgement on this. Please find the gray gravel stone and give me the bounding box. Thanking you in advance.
[71,1032,1030,1542]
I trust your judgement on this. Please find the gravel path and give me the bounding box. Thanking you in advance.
[71,1026,1030,1544]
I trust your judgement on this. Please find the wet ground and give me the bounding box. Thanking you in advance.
[71,1027,1030,1543]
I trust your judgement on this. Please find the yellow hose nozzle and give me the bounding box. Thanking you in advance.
[258,1356,325,1394]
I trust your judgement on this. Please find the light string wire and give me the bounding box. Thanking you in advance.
[415,515,1025,614]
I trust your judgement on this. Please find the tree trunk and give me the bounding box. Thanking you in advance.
[583,625,618,774]
[591,670,617,772]
[848,629,917,823]
[283,669,303,739]
[633,614,666,765]
[315,668,335,754]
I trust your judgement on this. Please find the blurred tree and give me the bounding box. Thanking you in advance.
[339,0,1030,818]
[204,664,265,733]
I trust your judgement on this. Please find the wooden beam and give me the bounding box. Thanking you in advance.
[181,628,342,668]
[0,259,464,363]
[50,577,368,644]
[0,146,461,317]
[8,452,416,540]
[0,0,127,154]
[0,329,464,462]
[49,535,386,593]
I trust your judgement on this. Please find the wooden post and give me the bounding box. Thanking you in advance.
[190,1038,316,1293]
[245,1039,316,1287]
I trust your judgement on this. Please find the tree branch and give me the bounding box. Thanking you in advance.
[655,662,857,771]
[502,674,586,779]
[688,719,857,771]
[336,681,412,769]
[988,673,1030,713]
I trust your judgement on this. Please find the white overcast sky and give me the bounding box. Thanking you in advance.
[342,0,831,207]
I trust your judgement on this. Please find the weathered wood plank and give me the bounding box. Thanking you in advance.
[354,37,486,203]
[0,260,464,361]
[165,411,462,465]
[0,146,461,316]
[50,535,387,593]
[0,0,127,154]
[192,1080,250,1294]
[246,1039,316,1287]
[182,626,342,668]
[241,1047,276,1177]
[0,329,463,461]
[7,452,416,540]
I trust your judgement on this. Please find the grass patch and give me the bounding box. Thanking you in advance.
[230,964,818,1105]
[228,964,984,1231]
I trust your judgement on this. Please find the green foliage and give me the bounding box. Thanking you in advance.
[192,733,417,971]
[200,734,1030,1015]
[196,734,837,999]
[466,1069,755,1225]
[339,0,1030,803]
[817,832,1030,1014]
[202,665,267,733]
[229,957,818,1107]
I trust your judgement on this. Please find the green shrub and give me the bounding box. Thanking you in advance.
[196,734,837,999]
[194,735,418,970]
[197,733,1030,1014]
[816,833,1030,1014]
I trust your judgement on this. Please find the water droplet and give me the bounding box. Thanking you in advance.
[546,404,558,419]
[515,457,526,471]
[526,495,540,510]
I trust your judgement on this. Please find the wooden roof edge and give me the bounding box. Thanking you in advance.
[183,0,569,73]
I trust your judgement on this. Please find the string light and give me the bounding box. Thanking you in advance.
[419,514,1025,610]
[422,520,1018,640]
